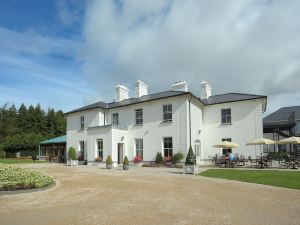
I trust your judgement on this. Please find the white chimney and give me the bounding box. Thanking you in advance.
[115,84,129,102]
[135,80,149,98]
[200,81,212,99]
[171,81,189,92]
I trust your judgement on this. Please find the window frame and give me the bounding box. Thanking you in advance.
[163,104,172,122]
[221,108,231,124]
[80,116,84,129]
[135,109,143,125]
[163,137,173,157]
[135,138,143,159]
[112,113,119,125]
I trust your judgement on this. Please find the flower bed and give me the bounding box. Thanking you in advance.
[0,164,54,191]
[142,163,183,168]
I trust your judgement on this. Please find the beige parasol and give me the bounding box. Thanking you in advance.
[246,138,276,145]
[246,138,276,156]
[276,136,300,144]
[213,141,239,148]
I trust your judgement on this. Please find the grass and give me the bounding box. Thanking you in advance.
[0,163,54,191]
[199,169,300,190]
[0,158,48,164]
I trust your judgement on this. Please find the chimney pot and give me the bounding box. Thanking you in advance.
[200,81,212,99]
[135,80,149,98]
[115,84,129,102]
[171,81,189,92]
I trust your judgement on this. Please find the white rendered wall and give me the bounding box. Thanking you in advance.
[202,99,264,160]
[106,95,191,161]
[66,108,104,158]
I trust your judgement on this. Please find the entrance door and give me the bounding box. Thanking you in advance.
[195,140,201,164]
[118,143,124,164]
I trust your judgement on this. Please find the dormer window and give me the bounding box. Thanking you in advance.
[163,104,172,122]
[112,113,119,125]
[80,116,84,129]
[221,108,231,124]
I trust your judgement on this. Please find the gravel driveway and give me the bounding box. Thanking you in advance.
[0,164,299,225]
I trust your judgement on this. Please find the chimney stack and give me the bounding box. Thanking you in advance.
[135,80,149,98]
[171,81,189,92]
[115,84,129,102]
[200,81,212,99]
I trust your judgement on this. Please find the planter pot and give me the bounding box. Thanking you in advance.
[71,160,78,166]
[183,165,197,174]
[67,159,78,166]
[106,164,112,169]
[123,165,129,171]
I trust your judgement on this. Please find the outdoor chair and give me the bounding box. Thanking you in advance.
[248,157,258,168]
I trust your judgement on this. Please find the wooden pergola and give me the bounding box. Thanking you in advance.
[39,135,66,163]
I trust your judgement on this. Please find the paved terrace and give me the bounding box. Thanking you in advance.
[0,164,299,225]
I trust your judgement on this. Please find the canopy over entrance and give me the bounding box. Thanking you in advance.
[39,135,66,163]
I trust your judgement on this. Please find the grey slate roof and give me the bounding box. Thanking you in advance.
[65,91,266,115]
[65,91,190,114]
[264,106,300,124]
[201,93,266,105]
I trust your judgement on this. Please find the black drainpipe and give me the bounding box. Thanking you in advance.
[188,94,192,148]
[103,109,106,125]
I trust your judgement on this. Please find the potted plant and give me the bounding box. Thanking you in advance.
[183,146,197,174]
[67,147,78,166]
[106,155,112,169]
[123,156,129,170]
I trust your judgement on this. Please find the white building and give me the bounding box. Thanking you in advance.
[65,80,267,165]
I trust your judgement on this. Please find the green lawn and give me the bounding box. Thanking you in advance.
[0,158,48,164]
[199,169,300,190]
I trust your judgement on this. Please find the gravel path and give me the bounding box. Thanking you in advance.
[0,164,299,225]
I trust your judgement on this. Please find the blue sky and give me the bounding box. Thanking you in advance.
[0,0,299,114]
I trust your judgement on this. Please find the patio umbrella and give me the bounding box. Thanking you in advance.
[276,136,300,145]
[213,141,239,148]
[246,138,276,156]
[277,136,300,160]
[213,141,239,155]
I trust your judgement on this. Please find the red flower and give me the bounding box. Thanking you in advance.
[133,156,142,164]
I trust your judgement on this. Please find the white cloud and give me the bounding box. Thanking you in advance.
[80,0,300,114]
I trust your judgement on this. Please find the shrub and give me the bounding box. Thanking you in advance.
[185,146,196,165]
[155,152,164,164]
[95,157,102,162]
[106,155,112,165]
[68,147,76,160]
[123,156,129,166]
[0,164,54,191]
[133,156,142,164]
[172,152,184,164]
[0,150,5,159]
[32,154,37,161]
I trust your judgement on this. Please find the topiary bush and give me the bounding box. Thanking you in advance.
[185,146,196,165]
[68,147,76,160]
[172,152,184,164]
[123,156,129,166]
[155,152,164,164]
[106,155,112,165]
